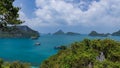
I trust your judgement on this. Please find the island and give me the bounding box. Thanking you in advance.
[53,30,65,35]
[88,31,110,37]
[0,25,40,38]
[53,30,80,35]
[112,30,120,36]
[66,32,80,35]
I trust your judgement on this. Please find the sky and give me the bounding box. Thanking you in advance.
[14,0,120,34]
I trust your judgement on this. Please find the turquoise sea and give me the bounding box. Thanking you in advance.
[0,35,120,66]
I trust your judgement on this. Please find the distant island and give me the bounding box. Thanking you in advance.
[89,31,110,37]
[53,30,80,35]
[0,25,39,38]
[66,32,80,35]
[51,30,120,37]
[53,30,65,35]
[112,30,120,36]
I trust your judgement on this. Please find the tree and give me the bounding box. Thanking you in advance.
[0,0,23,28]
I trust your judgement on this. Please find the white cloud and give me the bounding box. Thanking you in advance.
[19,0,120,32]
[34,0,120,26]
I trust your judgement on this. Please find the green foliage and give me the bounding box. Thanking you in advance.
[0,0,23,28]
[40,39,120,68]
[9,61,31,68]
[0,59,31,68]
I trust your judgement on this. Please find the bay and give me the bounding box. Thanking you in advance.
[0,35,120,66]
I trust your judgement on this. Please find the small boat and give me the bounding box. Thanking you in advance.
[35,42,40,46]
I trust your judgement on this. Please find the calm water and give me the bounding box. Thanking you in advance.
[0,35,120,66]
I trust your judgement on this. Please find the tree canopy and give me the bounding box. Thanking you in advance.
[0,58,31,68]
[40,39,120,68]
[0,0,23,28]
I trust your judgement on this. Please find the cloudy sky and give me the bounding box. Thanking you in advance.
[14,0,120,34]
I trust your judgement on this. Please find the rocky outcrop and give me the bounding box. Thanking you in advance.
[96,52,105,62]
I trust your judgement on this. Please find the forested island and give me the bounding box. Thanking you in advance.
[53,30,65,35]
[66,32,80,35]
[89,31,110,37]
[0,25,39,38]
[53,30,80,35]
[89,30,120,37]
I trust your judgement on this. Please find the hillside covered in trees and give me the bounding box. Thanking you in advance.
[0,25,39,38]
[40,39,120,68]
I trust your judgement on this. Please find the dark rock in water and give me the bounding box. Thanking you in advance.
[54,46,67,50]
[0,25,40,38]
[66,32,80,35]
[89,31,110,37]
[53,30,65,35]
[112,30,120,36]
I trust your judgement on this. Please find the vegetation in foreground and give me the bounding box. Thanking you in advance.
[40,39,120,68]
[0,0,23,27]
[0,59,31,68]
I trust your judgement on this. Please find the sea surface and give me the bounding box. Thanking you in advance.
[0,35,120,66]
